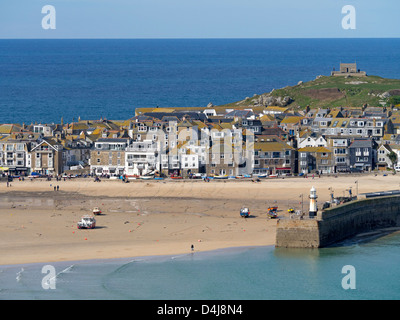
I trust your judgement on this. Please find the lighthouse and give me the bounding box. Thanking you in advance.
[309,186,318,218]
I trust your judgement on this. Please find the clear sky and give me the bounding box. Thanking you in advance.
[0,0,399,39]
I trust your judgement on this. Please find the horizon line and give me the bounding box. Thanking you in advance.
[1,37,400,40]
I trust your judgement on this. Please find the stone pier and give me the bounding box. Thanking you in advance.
[276,195,400,248]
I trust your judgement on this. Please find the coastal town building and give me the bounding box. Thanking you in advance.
[90,138,129,176]
[0,133,41,175]
[298,146,334,174]
[30,138,64,175]
[348,139,375,172]
[253,138,296,176]
[125,140,158,176]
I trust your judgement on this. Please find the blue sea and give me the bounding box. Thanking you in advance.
[1,38,400,124]
[1,230,400,300]
[2,38,400,301]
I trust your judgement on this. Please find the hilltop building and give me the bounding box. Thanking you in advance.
[331,63,367,77]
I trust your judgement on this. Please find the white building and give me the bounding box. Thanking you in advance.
[125,140,158,176]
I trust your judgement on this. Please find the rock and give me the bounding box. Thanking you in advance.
[298,81,303,85]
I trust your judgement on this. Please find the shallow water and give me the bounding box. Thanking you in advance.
[1,230,400,300]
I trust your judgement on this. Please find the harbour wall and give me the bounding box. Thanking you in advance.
[275,195,400,248]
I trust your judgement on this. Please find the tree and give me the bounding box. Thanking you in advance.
[388,151,398,173]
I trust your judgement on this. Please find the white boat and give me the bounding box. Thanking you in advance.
[92,207,102,215]
[240,207,250,218]
[77,215,96,229]
[214,175,228,179]
[140,176,153,180]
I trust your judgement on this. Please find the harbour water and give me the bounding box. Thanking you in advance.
[1,229,400,300]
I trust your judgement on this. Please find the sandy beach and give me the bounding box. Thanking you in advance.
[1,174,398,265]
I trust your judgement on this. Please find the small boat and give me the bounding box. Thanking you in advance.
[267,210,278,219]
[154,177,164,180]
[92,207,102,215]
[268,206,278,212]
[240,207,250,218]
[268,174,278,178]
[171,176,183,179]
[214,175,228,179]
[140,176,153,180]
[77,215,96,229]
[257,174,268,178]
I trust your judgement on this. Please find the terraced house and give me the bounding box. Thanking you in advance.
[253,138,296,176]
[298,146,334,174]
[90,138,129,176]
[0,133,41,175]
[30,138,64,175]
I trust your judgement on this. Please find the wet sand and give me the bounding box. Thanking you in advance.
[0,174,397,265]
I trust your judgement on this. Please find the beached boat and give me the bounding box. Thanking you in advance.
[268,174,278,178]
[268,206,278,212]
[92,207,102,215]
[77,215,96,229]
[240,207,250,218]
[154,177,164,180]
[267,210,278,219]
[171,176,183,179]
[257,174,268,178]
[140,176,153,180]
[214,175,228,179]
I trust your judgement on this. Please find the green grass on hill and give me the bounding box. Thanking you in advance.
[220,75,400,109]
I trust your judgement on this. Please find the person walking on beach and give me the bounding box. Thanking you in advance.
[57,185,59,191]
[191,244,194,252]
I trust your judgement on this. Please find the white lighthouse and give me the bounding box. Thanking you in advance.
[309,186,318,218]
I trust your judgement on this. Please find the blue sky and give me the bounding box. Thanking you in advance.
[0,0,399,38]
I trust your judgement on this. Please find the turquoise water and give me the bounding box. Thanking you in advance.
[1,230,400,300]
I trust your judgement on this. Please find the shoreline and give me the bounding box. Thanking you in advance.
[1,174,399,266]
[0,244,275,268]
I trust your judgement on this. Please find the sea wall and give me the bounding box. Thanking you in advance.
[276,195,400,248]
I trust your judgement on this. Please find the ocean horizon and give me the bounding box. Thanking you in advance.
[2,38,400,124]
